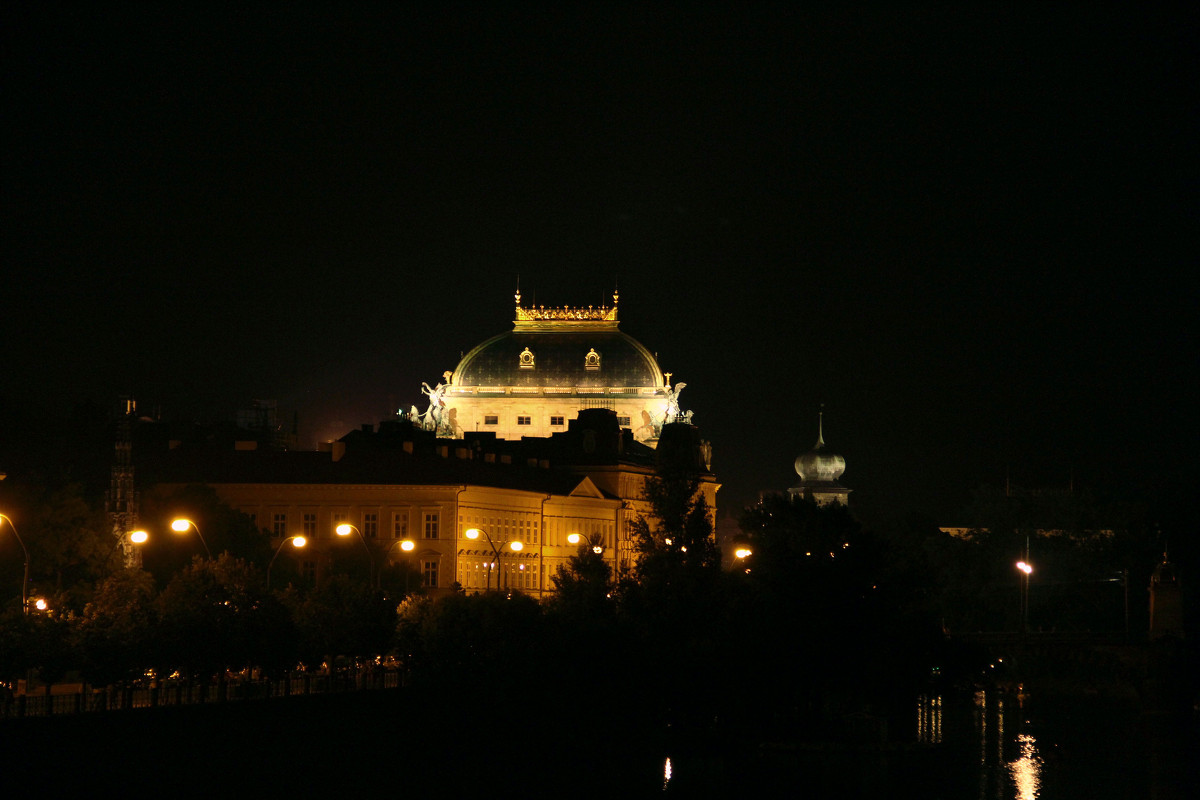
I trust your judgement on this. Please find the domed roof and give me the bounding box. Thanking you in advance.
[794,412,846,482]
[450,291,664,391]
[453,330,662,389]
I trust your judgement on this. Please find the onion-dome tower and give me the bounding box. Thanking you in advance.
[788,410,850,506]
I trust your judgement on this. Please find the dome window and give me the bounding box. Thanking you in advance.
[519,347,535,369]
[584,348,601,370]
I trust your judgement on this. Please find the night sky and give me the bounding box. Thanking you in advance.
[3,6,1196,524]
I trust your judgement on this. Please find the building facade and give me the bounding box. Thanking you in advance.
[414,290,691,445]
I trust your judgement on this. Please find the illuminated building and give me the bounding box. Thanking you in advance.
[141,292,716,596]
[145,410,718,597]
[411,290,690,445]
[788,411,850,506]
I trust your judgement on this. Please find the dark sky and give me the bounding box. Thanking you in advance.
[3,6,1196,523]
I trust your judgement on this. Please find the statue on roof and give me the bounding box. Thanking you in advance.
[420,381,449,434]
[664,381,687,424]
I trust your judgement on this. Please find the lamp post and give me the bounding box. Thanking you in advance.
[464,528,523,592]
[267,535,307,589]
[171,518,212,558]
[379,538,416,592]
[0,513,30,615]
[1016,560,1033,635]
[336,523,377,587]
[567,532,604,555]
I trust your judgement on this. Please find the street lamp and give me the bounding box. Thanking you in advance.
[268,535,307,589]
[464,528,523,592]
[1016,560,1033,635]
[567,532,604,555]
[378,538,417,591]
[336,523,377,586]
[170,518,212,558]
[0,513,30,615]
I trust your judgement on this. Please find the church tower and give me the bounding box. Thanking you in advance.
[788,410,850,506]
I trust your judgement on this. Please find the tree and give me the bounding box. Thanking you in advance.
[73,568,159,684]
[156,554,294,677]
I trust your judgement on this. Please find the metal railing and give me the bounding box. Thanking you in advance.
[1,668,404,720]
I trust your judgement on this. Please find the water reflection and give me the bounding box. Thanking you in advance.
[1010,733,1043,800]
[916,693,943,744]
[972,689,1042,800]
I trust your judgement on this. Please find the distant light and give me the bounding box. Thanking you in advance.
[400,540,415,552]
[734,547,752,559]
[510,541,524,552]
[292,536,307,548]
[336,524,352,536]
[34,598,47,611]
[567,533,582,544]
[130,530,149,544]
[465,528,481,540]
[592,545,603,554]
[171,519,192,532]
[1017,561,1033,575]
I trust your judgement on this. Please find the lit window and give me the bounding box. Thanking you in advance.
[617,416,631,426]
[422,559,439,588]
[484,415,498,426]
[517,416,532,426]
[363,513,378,539]
[424,512,439,539]
[272,513,287,538]
[550,415,565,426]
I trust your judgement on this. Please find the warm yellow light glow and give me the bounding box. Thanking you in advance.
[1009,733,1042,800]
[130,530,149,544]
[400,539,415,551]
[34,598,47,611]
[465,528,481,540]
[734,547,752,559]
[292,536,307,548]
[171,519,192,532]
[510,541,523,552]
[592,545,603,554]
[336,523,352,536]
[1017,561,1033,575]
[567,533,582,544]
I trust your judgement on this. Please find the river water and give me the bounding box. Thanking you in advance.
[659,691,1199,798]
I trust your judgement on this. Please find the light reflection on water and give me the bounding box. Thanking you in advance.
[971,689,1042,800]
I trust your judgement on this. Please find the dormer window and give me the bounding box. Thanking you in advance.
[584,348,601,370]
[519,347,535,369]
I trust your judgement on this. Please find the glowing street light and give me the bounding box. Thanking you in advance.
[170,518,212,558]
[336,522,378,586]
[0,513,30,615]
[567,532,604,555]
[734,547,753,560]
[464,528,523,592]
[1016,560,1033,635]
[129,530,149,545]
[267,535,307,589]
[379,538,417,592]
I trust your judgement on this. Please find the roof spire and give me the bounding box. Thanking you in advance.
[816,405,826,449]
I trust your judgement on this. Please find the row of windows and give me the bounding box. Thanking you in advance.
[483,415,566,426]
[256,510,440,539]
[291,559,439,587]
[457,559,539,591]
[459,512,540,544]
[480,414,634,427]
